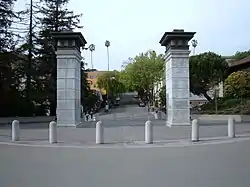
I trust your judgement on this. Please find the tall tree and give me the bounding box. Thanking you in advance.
[122,50,165,105]
[190,52,229,101]
[0,0,17,52]
[37,0,82,115]
[96,71,126,101]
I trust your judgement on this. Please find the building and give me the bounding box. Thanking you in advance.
[228,56,250,73]
[85,70,108,95]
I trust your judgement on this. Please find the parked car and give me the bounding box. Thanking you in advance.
[138,102,146,107]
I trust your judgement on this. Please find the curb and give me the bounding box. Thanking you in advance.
[0,134,250,149]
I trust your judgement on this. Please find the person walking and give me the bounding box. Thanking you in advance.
[90,108,94,120]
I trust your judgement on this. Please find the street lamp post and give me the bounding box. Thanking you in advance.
[191,39,198,55]
[105,40,110,103]
[110,76,116,120]
[89,44,95,69]
[215,88,219,114]
[105,40,110,71]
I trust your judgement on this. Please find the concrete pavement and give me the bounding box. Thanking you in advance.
[0,140,250,187]
[1,105,250,187]
[0,105,250,144]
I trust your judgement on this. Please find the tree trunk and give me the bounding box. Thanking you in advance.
[203,92,212,101]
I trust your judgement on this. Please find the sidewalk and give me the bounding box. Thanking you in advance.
[1,120,250,146]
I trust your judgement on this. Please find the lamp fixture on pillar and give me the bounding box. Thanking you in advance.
[191,39,198,55]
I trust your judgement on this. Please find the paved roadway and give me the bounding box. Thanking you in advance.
[1,105,250,186]
[0,105,250,144]
[1,139,250,187]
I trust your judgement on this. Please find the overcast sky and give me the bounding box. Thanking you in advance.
[16,0,250,70]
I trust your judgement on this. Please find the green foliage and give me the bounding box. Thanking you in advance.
[81,65,99,110]
[0,0,17,52]
[159,85,166,106]
[97,71,126,99]
[35,0,83,115]
[224,71,250,99]
[232,50,250,60]
[190,52,229,101]
[122,50,165,104]
[0,0,94,117]
[195,98,250,115]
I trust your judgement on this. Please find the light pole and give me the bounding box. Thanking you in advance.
[89,44,95,69]
[105,40,110,71]
[191,39,198,55]
[110,76,117,120]
[215,87,219,114]
[105,40,110,103]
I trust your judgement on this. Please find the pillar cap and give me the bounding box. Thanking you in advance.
[51,31,87,51]
[159,29,195,51]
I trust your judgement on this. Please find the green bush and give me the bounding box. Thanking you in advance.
[194,98,250,115]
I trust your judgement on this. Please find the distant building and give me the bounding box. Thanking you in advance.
[228,56,250,73]
[85,70,108,95]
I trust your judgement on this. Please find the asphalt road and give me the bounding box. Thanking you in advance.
[1,140,250,187]
[0,105,250,144]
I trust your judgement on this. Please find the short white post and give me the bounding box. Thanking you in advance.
[228,116,235,138]
[49,121,57,144]
[95,113,99,121]
[158,111,162,120]
[96,121,104,144]
[12,120,20,141]
[191,119,199,142]
[113,113,117,120]
[154,112,158,119]
[145,120,153,144]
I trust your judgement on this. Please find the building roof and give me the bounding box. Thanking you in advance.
[228,56,250,67]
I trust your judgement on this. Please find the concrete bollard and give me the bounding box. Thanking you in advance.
[191,119,199,142]
[158,111,162,120]
[12,120,20,141]
[95,113,99,121]
[113,113,117,120]
[228,116,235,138]
[145,120,153,144]
[154,111,162,120]
[49,121,57,144]
[96,121,104,144]
[154,112,158,119]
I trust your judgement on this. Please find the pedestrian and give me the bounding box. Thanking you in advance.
[86,111,89,121]
[90,108,94,120]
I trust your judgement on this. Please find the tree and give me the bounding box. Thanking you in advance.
[80,61,99,111]
[232,50,250,61]
[0,0,17,52]
[122,50,165,105]
[96,71,126,101]
[36,0,82,115]
[190,52,229,101]
[159,85,166,106]
[224,71,250,99]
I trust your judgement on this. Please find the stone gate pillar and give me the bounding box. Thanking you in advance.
[159,29,195,127]
[51,31,87,127]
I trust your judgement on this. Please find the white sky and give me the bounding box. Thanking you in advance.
[16,0,250,70]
